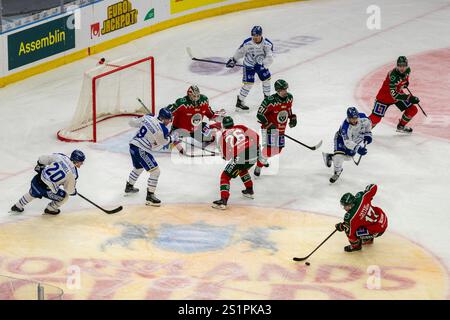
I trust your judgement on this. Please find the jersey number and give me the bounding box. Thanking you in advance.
[45,163,66,183]
[136,126,148,138]
[225,129,245,147]
[364,207,379,223]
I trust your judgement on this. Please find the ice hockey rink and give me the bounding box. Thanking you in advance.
[1,0,450,299]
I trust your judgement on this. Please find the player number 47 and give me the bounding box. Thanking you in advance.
[365,207,379,223]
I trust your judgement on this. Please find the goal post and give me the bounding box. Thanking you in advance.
[57,55,155,142]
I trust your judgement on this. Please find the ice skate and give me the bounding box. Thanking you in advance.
[146,191,161,207]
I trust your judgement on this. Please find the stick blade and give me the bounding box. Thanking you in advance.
[186,47,194,59]
[106,206,123,214]
[312,140,323,150]
[292,257,307,262]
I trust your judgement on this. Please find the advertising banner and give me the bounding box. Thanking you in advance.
[170,0,228,14]
[7,14,76,71]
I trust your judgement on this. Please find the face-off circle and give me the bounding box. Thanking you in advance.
[0,205,447,299]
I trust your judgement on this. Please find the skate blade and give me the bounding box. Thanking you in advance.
[235,107,250,113]
[124,191,139,197]
[396,129,412,134]
[145,202,161,207]
[242,194,254,199]
[9,210,24,215]
[211,204,227,210]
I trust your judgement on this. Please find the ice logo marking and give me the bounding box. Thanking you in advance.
[237,226,283,254]
[101,222,153,251]
[153,222,235,253]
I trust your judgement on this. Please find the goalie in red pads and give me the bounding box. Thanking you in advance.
[335,184,388,252]
[212,116,260,210]
[168,85,224,153]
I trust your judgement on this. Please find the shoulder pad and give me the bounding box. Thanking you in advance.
[240,37,252,47]
[199,94,209,101]
[358,112,368,119]
[341,119,350,131]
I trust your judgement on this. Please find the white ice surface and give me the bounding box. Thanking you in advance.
[1,0,450,269]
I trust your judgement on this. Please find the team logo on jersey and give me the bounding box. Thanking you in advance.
[191,113,203,126]
[277,110,289,123]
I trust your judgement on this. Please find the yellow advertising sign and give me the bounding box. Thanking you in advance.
[170,0,228,14]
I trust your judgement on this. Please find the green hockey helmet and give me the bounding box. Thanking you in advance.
[274,79,289,92]
[340,193,355,207]
[222,116,234,129]
[397,56,408,67]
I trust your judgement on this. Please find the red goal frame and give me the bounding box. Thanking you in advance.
[57,56,155,143]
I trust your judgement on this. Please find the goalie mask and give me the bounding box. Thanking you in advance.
[187,85,200,102]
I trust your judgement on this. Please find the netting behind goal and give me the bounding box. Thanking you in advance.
[57,56,155,142]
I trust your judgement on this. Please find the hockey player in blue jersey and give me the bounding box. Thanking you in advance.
[226,26,274,111]
[10,150,85,215]
[322,107,373,183]
[124,108,177,206]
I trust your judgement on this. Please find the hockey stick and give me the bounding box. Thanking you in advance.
[293,229,337,261]
[182,139,218,156]
[285,134,322,151]
[186,47,244,68]
[353,142,367,166]
[136,97,153,115]
[406,88,428,117]
[78,193,123,214]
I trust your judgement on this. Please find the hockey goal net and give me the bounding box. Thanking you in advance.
[57,55,155,142]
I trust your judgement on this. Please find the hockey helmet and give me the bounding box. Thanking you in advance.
[346,107,359,119]
[340,193,355,207]
[70,150,86,163]
[397,56,408,67]
[158,107,172,120]
[274,79,289,92]
[222,116,234,129]
[251,26,263,36]
[187,85,200,102]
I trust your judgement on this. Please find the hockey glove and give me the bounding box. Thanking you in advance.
[34,161,45,173]
[226,58,236,68]
[363,135,372,144]
[357,146,368,156]
[335,222,349,232]
[408,95,420,104]
[289,115,297,128]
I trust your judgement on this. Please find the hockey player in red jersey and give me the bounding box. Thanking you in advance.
[335,184,388,252]
[254,79,297,176]
[212,116,260,210]
[168,85,224,153]
[368,56,420,133]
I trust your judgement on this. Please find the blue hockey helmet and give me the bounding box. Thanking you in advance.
[346,107,359,119]
[70,150,85,163]
[158,107,172,120]
[251,26,263,36]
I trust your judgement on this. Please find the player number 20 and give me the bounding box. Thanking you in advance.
[45,163,66,183]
